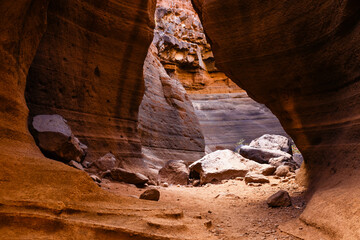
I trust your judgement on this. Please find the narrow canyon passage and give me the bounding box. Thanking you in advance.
[1,0,359,239]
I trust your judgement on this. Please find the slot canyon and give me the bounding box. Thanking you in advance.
[0,0,359,239]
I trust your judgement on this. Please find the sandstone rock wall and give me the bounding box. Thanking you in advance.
[191,93,289,152]
[25,0,156,172]
[192,0,360,238]
[138,45,205,172]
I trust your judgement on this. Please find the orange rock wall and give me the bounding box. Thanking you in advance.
[26,0,156,172]
[192,0,360,238]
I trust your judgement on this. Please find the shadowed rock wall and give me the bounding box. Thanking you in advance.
[192,0,360,238]
[25,0,156,172]
[138,44,205,172]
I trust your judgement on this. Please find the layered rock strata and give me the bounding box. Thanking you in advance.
[0,1,215,239]
[192,0,360,238]
[191,93,289,151]
[25,0,156,172]
[138,45,205,172]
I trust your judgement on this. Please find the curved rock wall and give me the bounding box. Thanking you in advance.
[192,0,360,238]
[139,44,205,172]
[25,0,155,172]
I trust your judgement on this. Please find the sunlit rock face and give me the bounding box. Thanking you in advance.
[154,0,242,94]
[25,0,156,172]
[138,44,205,173]
[192,0,360,238]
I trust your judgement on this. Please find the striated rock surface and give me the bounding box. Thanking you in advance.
[0,1,215,239]
[191,93,289,151]
[192,0,360,238]
[138,45,205,171]
[25,0,156,173]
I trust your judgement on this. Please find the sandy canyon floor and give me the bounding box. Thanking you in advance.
[101,177,306,240]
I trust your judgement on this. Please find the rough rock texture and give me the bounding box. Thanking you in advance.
[158,160,189,185]
[0,1,215,239]
[192,0,360,238]
[91,152,117,172]
[154,0,242,94]
[25,0,156,173]
[31,114,86,163]
[189,149,262,184]
[240,146,292,164]
[138,44,205,171]
[259,164,277,176]
[191,93,289,151]
[250,134,291,153]
[267,190,292,208]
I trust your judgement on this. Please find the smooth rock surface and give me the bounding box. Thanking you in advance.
[275,166,291,177]
[140,189,160,201]
[259,164,277,176]
[267,190,292,207]
[189,149,262,184]
[31,115,86,163]
[158,160,189,185]
[240,146,292,164]
[110,168,149,186]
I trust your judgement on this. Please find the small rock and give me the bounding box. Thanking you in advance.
[267,190,292,207]
[275,165,290,177]
[110,168,148,186]
[162,182,169,187]
[139,189,160,201]
[82,161,92,168]
[245,172,270,184]
[204,220,212,228]
[90,174,101,183]
[68,160,84,171]
[158,160,189,185]
[259,164,276,176]
[101,170,111,178]
[235,177,244,181]
[93,153,117,172]
[192,180,200,186]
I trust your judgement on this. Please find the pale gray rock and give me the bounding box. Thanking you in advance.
[249,134,291,153]
[31,114,86,163]
[189,150,262,185]
[244,172,270,184]
[240,146,292,164]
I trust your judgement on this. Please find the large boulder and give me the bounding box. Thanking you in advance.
[110,168,149,186]
[158,160,189,185]
[189,149,262,184]
[31,114,87,163]
[249,134,291,153]
[239,146,292,164]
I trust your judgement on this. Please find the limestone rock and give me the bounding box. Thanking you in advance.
[93,153,117,172]
[189,150,262,184]
[259,164,276,176]
[244,172,270,184]
[110,168,149,186]
[249,134,291,153]
[267,190,292,207]
[31,114,86,163]
[275,165,291,177]
[140,189,160,201]
[159,160,189,185]
[240,146,292,164]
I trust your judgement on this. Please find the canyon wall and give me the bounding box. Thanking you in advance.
[154,0,288,151]
[25,0,156,172]
[0,1,213,239]
[192,0,360,238]
[138,44,205,172]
